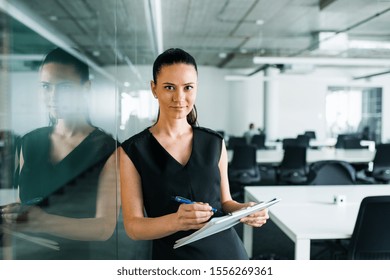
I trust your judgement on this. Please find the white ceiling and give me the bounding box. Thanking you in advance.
[2,0,390,76]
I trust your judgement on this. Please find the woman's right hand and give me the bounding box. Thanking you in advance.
[175,202,214,231]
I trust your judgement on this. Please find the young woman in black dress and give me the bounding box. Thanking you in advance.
[120,48,269,260]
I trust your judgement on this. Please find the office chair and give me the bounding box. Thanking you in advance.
[343,138,365,149]
[250,134,266,149]
[277,146,308,185]
[227,136,246,150]
[347,196,390,259]
[228,144,261,201]
[303,131,316,140]
[282,138,298,149]
[369,143,390,183]
[307,160,356,185]
[296,134,310,148]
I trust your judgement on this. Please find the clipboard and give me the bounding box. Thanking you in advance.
[173,197,281,249]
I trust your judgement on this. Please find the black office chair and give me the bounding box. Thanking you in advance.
[347,196,390,259]
[277,146,308,185]
[227,136,246,150]
[307,160,356,185]
[343,138,366,149]
[250,134,266,149]
[228,144,261,201]
[296,134,310,148]
[370,143,390,183]
[303,130,316,140]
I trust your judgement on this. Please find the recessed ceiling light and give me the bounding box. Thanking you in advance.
[219,52,227,58]
[92,50,100,57]
[123,82,130,87]
[49,15,58,21]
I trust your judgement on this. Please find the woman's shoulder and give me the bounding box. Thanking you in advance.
[193,126,223,140]
[21,127,52,144]
[121,128,151,149]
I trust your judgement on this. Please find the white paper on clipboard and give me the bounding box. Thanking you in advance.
[173,197,281,249]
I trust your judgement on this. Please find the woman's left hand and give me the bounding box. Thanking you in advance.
[239,202,269,227]
[1,203,46,230]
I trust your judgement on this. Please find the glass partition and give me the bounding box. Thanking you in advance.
[0,0,151,260]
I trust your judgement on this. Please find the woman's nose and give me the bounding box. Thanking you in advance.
[172,89,185,101]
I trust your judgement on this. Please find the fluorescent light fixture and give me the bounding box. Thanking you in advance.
[349,40,390,50]
[144,0,163,55]
[253,56,390,67]
[319,32,349,51]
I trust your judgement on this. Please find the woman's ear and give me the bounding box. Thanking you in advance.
[150,80,157,98]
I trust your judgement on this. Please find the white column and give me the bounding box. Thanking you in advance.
[264,67,280,141]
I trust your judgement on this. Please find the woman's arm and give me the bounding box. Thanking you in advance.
[218,140,269,227]
[119,147,214,240]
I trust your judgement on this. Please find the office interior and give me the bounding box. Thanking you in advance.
[1,0,390,260]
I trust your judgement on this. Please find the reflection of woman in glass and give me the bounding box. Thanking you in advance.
[1,48,119,259]
[120,48,269,260]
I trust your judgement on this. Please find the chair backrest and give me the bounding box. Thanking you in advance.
[296,134,310,148]
[251,134,266,149]
[335,134,364,149]
[343,138,365,149]
[348,196,390,260]
[230,144,257,169]
[278,146,308,184]
[282,138,298,149]
[227,136,246,150]
[280,146,307,169]
[372,143,390,182]
[307,160,356,185]
[228,144,260,184]
[303,130,316,140]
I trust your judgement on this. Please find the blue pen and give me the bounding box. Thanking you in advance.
[173,196,219,213]
[23,197,43,206]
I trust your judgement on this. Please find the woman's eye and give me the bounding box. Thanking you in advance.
[185,86,193,90]
[164,86,174,90]
[41,84,50,90]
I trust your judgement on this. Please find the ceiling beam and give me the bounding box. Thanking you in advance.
[353,69,390,80]
[320,0,337,10]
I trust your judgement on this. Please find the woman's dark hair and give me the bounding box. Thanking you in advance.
[41,47,90,83]
[152,48,198,126]
[41,48,91,125]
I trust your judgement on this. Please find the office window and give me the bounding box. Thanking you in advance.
[326,86,382,142]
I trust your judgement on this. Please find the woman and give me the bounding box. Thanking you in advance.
[1,48,119,259]
[120,48,269,259]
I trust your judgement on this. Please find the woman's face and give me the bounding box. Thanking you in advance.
[39,63,88,120]
[151,63,197,121]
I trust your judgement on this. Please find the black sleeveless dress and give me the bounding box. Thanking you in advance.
[121,126,248,260]
[15,126,118,259]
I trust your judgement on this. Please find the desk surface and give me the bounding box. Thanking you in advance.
[0,189,17,205]
[243,185,390,260]
[228,148,375,164]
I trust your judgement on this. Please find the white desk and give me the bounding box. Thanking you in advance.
[0,189,17,205]
[243,185,390,260]
[228,148,376,164]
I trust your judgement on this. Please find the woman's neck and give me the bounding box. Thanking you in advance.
[151,118,191,138]
[53,119,94,138]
